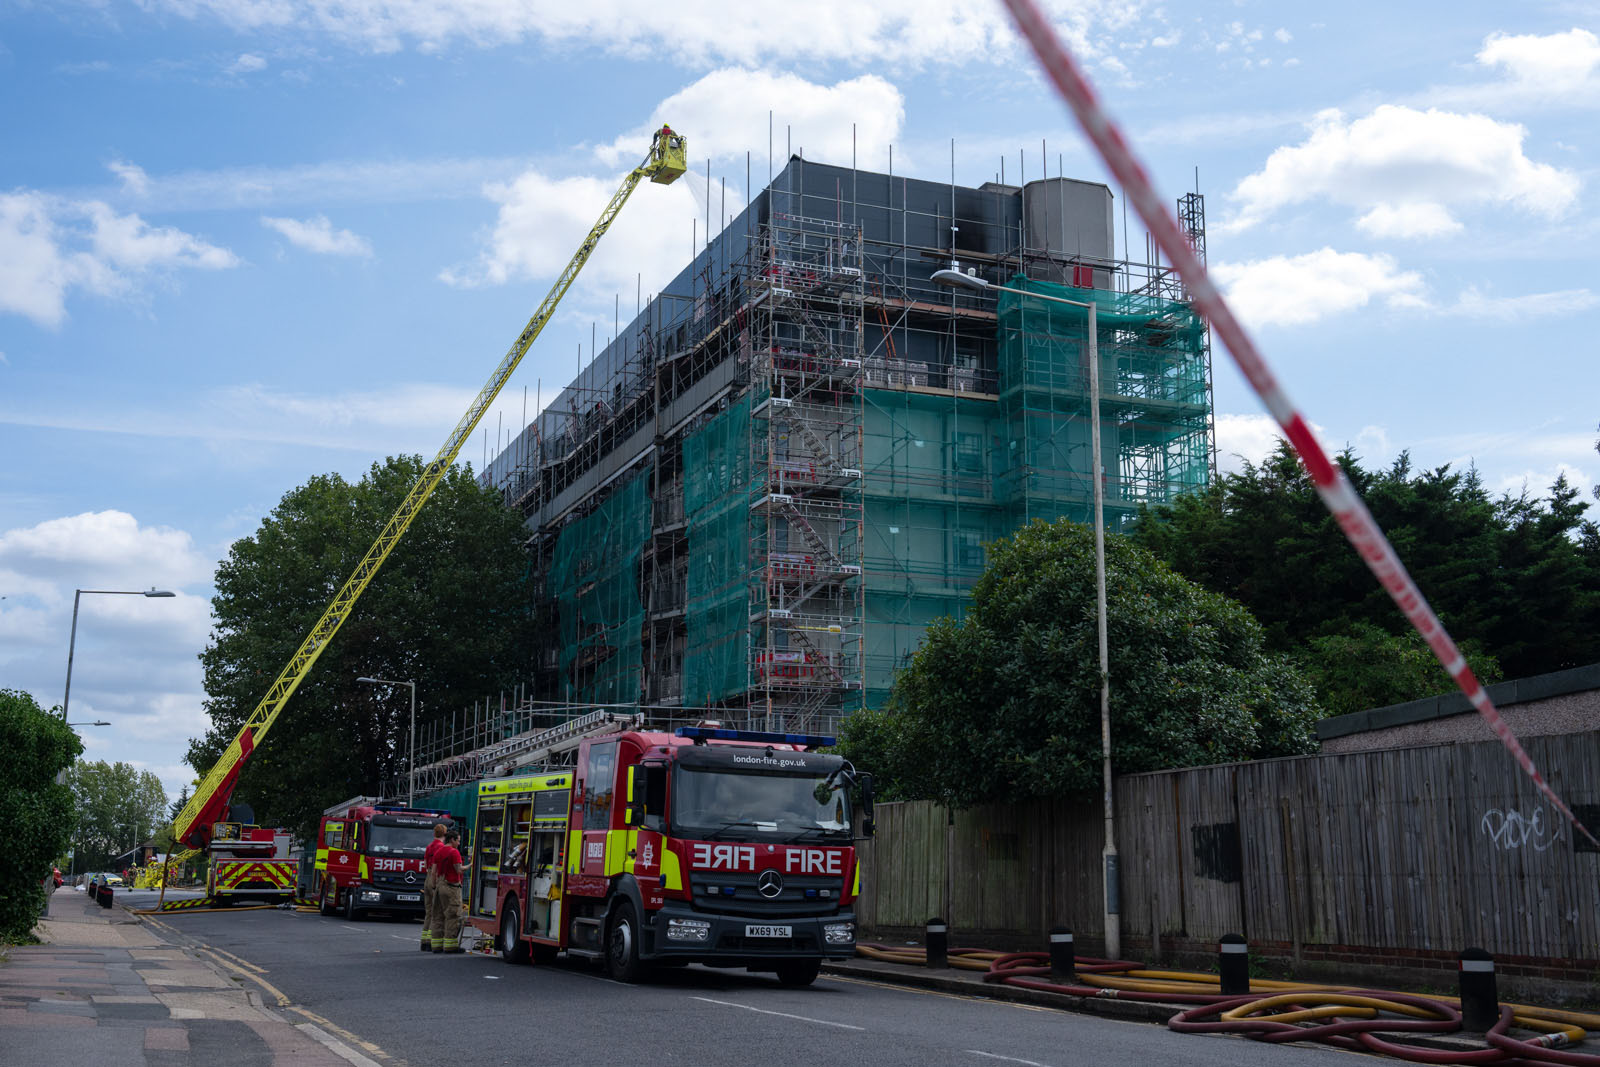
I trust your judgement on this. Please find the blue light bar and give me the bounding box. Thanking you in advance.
[674,726,836,748]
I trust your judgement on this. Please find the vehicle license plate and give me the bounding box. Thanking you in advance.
[745,924,792,938]
[398,893,421,902]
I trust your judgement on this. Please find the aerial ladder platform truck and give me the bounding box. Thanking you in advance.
[165,129,689,902]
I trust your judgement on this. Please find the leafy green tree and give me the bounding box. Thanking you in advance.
[1132,441,1600,692]
[65,761,170,874]
[0,690,81,939]
[190,456,533,841]
[838,520,1319,808]
[1295,623,1501,719]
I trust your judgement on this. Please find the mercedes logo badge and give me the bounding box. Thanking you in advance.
[404,871,417,884]
[757,870,783,899]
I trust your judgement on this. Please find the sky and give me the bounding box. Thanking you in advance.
[2,1,1597,805]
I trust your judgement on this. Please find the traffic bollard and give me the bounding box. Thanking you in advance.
[1219,933,1249,995]
[1460,947,1499,1032]
[97,885,114,910]
[926,917,948,969]
[1049,927,1075,983]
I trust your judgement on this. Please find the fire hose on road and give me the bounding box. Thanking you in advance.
[857,943,1600,1064]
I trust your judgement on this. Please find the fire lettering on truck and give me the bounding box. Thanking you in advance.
[691,844,756,870]
[373,858,407,871]
[784,849,842,875]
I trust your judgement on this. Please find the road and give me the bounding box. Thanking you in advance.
[122,889,1369,1067]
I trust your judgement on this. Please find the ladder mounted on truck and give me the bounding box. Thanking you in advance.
[172,127,688,850]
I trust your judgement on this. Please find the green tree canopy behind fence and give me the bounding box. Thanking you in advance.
[839,519,1319,808]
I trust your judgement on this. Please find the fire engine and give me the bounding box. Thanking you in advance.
[312,796,454,920]
[465,724,873,986]
[205,803,296,905]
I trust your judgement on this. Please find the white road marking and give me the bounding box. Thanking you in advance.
[340,925,365,932]
[691,996,866,1030]
[967,1053,1053,1067]
[297,1023,386,1067]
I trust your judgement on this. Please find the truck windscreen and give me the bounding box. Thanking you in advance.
[368,823,434,856]
[673,766,850,842]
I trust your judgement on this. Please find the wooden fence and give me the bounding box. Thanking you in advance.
[855,730,1600,969]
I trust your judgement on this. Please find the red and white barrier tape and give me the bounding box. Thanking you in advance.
[998,0,1597,847]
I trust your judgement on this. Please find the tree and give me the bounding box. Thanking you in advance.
[1295,623,1501,719]
[190,455,534,842]
[0,689,81,940]
[1132,441,1600,693]
[65,761,169,874]
[838,520,1319,808]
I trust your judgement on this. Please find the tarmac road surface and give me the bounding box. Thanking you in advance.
[122,889,1377,1067]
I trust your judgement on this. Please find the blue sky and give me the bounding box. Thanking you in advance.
[2,0,1596,803]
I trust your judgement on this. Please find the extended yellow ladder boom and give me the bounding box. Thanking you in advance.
[174,126,688,849]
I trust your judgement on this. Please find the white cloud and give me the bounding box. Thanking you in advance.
[0,511,212,588]
[0,511,217,802]
[1477,28,1600,96]
[1450,286,1598,322]
[109,160,150,196]
[595,68,904,169]
[1356,202,1462,239]
[1223,105,1579,235]
[1494,462,1593,498]
[130,0,1146,68]
[261,214,373,257]
[439,166,702,303]
[0,191,238,327]
[1274,28,1292,44]
[1215,413,1286,472]
[228,52,267,73]
[1211,248,1427,328]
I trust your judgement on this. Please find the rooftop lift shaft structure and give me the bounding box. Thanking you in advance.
[173,127,689,850]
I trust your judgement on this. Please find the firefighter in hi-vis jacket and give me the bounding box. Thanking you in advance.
[421,823,447,951]
[433,829,465,954]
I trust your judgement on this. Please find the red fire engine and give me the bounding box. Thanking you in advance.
[465,725,873,985]
[312,797,453,920]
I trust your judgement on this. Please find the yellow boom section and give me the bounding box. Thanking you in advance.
[174,126,688,849]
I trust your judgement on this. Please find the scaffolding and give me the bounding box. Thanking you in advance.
[473,154,1216,724]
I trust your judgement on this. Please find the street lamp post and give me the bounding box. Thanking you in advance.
[932,266,1119,960]
[63,588,176,721]
[357,676,416,806]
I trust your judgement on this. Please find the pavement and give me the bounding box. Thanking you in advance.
[2,887,378,1067]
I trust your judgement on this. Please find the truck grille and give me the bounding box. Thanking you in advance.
[688,872,843,917]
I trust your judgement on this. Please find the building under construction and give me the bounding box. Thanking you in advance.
[479,154,1214,737]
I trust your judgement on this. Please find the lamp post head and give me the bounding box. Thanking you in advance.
[931,266,991,292]
[143,590,176,598]
[356,676,378,684]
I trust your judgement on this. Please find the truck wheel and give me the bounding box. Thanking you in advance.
[775,959,822,987]
[500,900,530,964]
[605,901,645,983]
[319,881,336,917]
[344,888,362,922]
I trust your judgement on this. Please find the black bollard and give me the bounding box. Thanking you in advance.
[1219,933,1249,995]
[1459,947,1499,1032]
[925,917,949,970]
[1049,927,1075,984]
[97,885,114,910]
